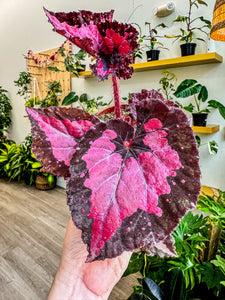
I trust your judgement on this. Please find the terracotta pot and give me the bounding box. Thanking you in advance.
[97,103,128,116]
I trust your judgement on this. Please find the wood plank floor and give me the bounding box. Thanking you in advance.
[0,179,138,300]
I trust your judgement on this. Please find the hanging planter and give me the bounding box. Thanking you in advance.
[180,43,197,56]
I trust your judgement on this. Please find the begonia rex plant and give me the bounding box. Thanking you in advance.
[26,8,201,263]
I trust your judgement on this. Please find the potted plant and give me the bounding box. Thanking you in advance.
[174,79,225,126]
[40,80,62,107]
[144,22,168,61]
[26,7,201,265]
[0,86,12,142]
[124,190,225,299]
[63,49,87,76]
[165,0,211,56]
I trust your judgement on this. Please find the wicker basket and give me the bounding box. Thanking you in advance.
[35,174,56,190]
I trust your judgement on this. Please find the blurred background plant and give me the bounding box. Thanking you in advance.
[124,189,225,300]
[0,86,12,142]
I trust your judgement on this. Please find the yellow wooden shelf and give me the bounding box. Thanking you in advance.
[192,124,220,133]
[71,52,223,78]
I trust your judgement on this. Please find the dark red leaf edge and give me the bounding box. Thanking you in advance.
[26,106,100,178]
[67,99,201,262]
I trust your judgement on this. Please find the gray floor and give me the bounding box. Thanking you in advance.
[0,179,137,300]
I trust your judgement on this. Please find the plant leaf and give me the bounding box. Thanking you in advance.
[67,99,201,262]
[62,92,79,106]
[26,107,100,178]
[142,277,164,300]
[198,85,208,102]
[174,79,201,98]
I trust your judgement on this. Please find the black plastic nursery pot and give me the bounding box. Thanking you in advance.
[146,49,160,61]
[180,43,197,56]
[192,113,208,127]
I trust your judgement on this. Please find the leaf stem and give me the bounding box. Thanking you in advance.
[143,253,147,278]
[111,75,121,118]
[194,94,200,112]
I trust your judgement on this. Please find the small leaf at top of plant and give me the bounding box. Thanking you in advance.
[173,16,188,23]
[79,93,88,103]
[197,0,208,6]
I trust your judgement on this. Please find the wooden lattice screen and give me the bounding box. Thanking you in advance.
[27,44,71,105]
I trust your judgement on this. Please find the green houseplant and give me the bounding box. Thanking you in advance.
[14,71,32,101]
[144,22,168,61]
[63,49,87,76]
[174,79,225,126]
[0,86,12,142]
[124,190,225,299]
[158,70,177,101]
[165,0,211,56]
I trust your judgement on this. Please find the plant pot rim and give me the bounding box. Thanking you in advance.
[97,103,128,116]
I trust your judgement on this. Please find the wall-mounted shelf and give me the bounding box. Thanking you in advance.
[71,52,223,79]
[192,124,220,133]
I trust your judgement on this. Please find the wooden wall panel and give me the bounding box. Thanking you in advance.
[27,45,71,105]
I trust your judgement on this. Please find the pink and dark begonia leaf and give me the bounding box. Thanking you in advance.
[67,98,201,262]
[44,8,139,81]
[26,106,100,178]
[128,89,179,120]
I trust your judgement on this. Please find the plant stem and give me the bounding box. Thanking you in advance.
[194,94,200,112]
[143,253,147,278]
[111,75,121,118]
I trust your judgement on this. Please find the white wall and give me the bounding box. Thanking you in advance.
[1,0,225,190]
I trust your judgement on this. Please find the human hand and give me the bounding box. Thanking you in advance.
[48,218,132,300]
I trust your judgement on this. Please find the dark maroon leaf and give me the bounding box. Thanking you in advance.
[128,89,179,120]
[26,106,100,178]
[67,99,201,262]
[44,8,139,81]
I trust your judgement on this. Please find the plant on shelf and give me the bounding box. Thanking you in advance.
[158,69,177,100]
[195,135,219,155]
[124,190,225,299]
[0,86,12,142]
[62,92,108,114]
[174,79,225,126]
[165,0,211,56]
[40,81,62,107]
[14,71,32,101]
[63,49,87,76]
[143,22,168,61]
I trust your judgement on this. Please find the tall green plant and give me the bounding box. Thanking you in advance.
[165,0,211,44]
[0,86,12,140]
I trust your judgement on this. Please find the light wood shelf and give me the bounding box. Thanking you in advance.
[192,124,220,133]
[71,52,223,78]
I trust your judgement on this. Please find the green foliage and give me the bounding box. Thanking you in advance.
[62,92,108,114]
[165,0,211,43]
[174,79,225,117]
[125,200,225,300]
[14,71,32,98]
[64,49,86,77]
[25,96,41,107]
[41,81,62,107]
[158,70,177,100]
[0,86,12,139]
[144,22,168,50]
[0,134,54,185]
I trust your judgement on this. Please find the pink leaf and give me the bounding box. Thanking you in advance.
[67,99,201,262]
[26,107,100,178]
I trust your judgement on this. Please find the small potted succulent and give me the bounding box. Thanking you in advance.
[165,0,211,56]
[174,79,225,126]
[144,22,168,61]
